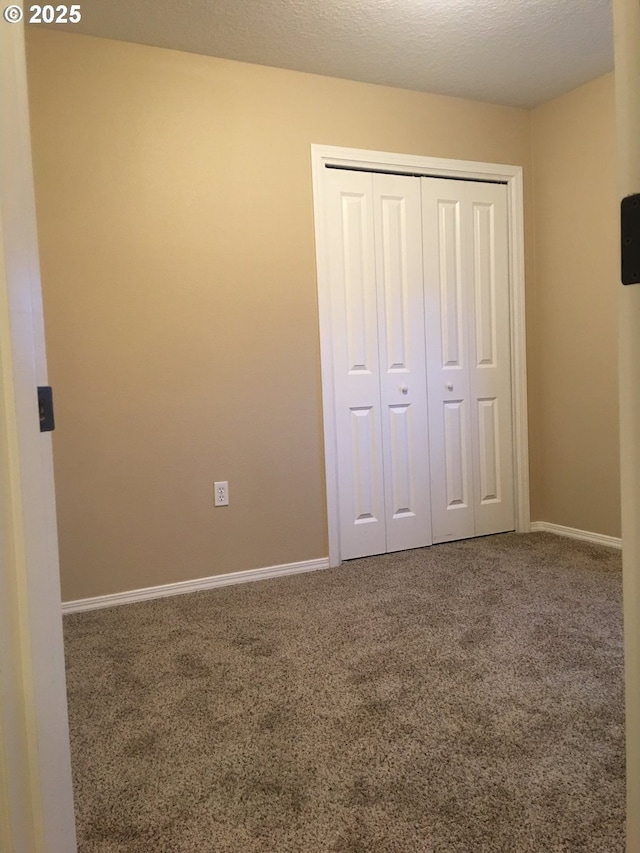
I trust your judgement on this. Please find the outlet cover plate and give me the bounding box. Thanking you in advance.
[214,481,229,507]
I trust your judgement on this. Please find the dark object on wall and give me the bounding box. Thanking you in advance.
[621,193,640,284]
[37,386,55,432]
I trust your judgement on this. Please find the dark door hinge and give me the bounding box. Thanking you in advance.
[621,193,640,285]
[37,386,55,432]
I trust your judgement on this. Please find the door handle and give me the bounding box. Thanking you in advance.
[400,386,408,395]
[446,383,453,391]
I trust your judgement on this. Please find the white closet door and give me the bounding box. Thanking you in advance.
[423,181,475,542]
[422,178,514,542]
[373,174,432,553]
[325,168,432,559]
[468,183,515,535]
[326,168,387,559]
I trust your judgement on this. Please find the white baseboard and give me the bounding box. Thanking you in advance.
[62,557,331,615]
[530,521,621,550]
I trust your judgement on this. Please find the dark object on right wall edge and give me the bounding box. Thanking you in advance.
[621,193,640,284]
[37,386,55,432]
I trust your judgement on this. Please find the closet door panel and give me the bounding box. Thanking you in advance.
[469,186,515,534]
[326,169,386,559]
[476,397,500,503]
[422,180,475,543]
[374,174,432,552]
[423,178,514,541]
[443,399,470,508]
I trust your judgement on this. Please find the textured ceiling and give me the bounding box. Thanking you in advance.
[43,0,614,108]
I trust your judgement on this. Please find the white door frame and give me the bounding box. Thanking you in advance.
[613,1,640,849]
[311,144,530,566]
[0,12,77,852]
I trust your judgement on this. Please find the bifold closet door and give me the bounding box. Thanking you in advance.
[422,178,515,543]
[325,168,432,559]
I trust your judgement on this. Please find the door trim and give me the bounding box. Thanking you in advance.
[0,17,77,852]
[311,145,530,566]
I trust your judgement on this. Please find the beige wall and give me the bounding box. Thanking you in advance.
[22,29,580,601]
[531,74,620,538]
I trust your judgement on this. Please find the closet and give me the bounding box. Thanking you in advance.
[324,166,515,560]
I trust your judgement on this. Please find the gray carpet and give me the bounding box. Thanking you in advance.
[63,532,625,852]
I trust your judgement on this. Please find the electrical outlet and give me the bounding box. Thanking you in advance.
[214,481,229,507]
